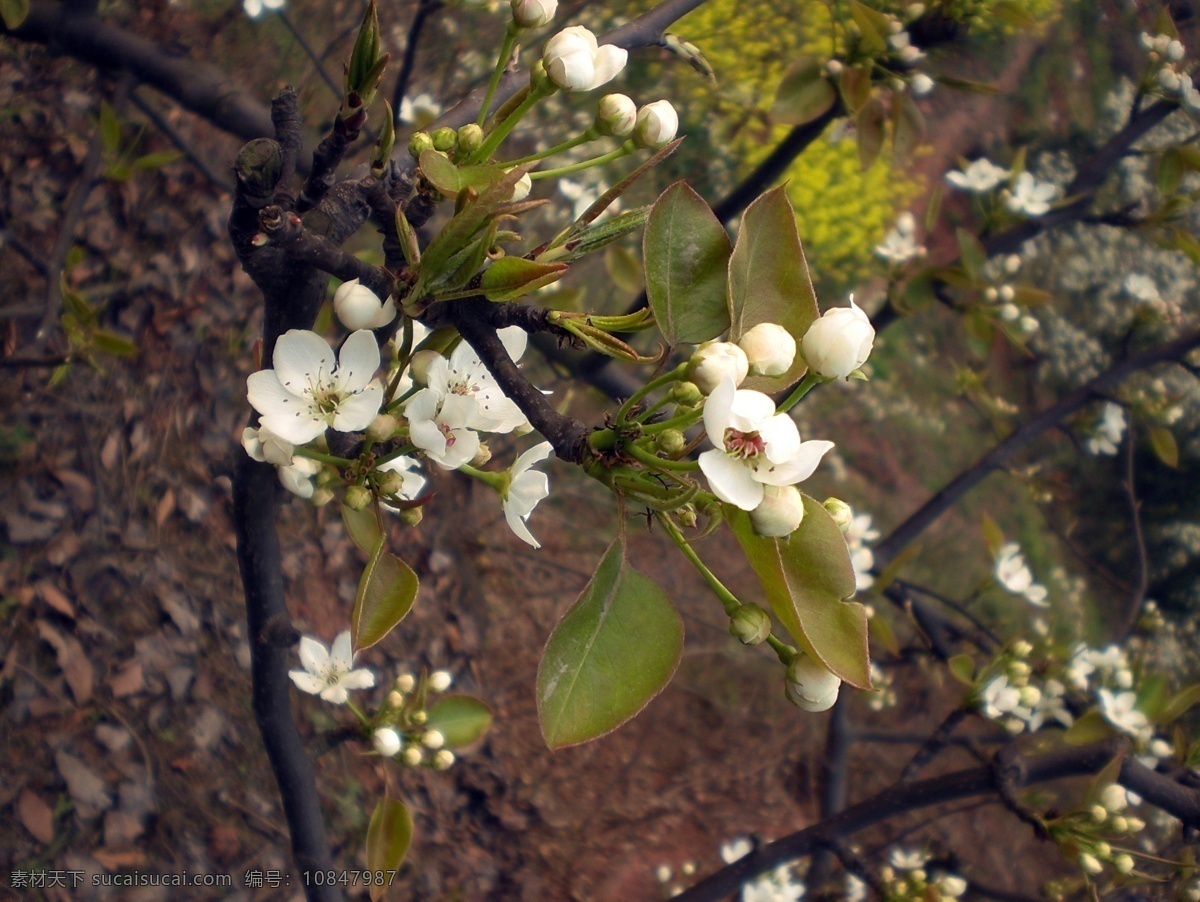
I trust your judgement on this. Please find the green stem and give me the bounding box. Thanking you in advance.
[477,25,520,127]
[624,440,700,472]
[374,443,418,465]
[293,447,354,467]
[385,317,416,408]
[385,385,421,414]
[776,370,824,414]
[458,462,508,493]
[640,408,703,435]
[504,127,598,165]
[470,83,551,163]
[616,362,688,424]
[529,142,633,179]
[656,512,741,615]
[766,635,797,665]
[346,700,370,727]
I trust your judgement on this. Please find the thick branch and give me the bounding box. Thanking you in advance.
[872,327,1200,571]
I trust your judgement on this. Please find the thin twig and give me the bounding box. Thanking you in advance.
[1116,417,1149,640]
[279,11,342,99]
[390,0,443,123]
[129,88,234,193]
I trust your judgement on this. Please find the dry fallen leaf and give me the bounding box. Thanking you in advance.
[35,620,94,705]
[36,581,76,619]
[53,468,96,513]
[91,848,147,870]
[108,662,145,699]
[17,789,55,844]
[100,431,122,470]
[155,488,176,527]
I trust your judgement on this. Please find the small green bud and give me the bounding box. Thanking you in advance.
[408,131,435,158]
[656,429,687,457]
[676,505,698,528]
[431,126,458,152]
[401,746,423,767]
[1113,853,1133,875]
[367,413,399,442]
[729,604,772,646]
[457,123,484,155]
[344,484,372,510]
[399,506,423,527]
[668,380,703,407]
[386,690,404,708]
[410,709,428,726]
[395,673,416,693]
[310,487,335,507]
[823,497,854,533]
[377,469,406,497]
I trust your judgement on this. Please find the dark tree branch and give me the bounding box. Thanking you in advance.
[872,327,1200,572]
[896,579,1002,649]
[898,707,970,783]
[390,0,443,123]
[1116,418,1150,641]
[260,204,393,300]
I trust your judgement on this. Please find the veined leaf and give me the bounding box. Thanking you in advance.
[838,65,873,114]
[366,796,412,900]
[771,57,837,126]
[727,186,819,391]
[857,98,886,170]
[727,497,870,688]
[426,695,493,748]
[342,503,383,555]
[352,536,419,651]
[537,537,683,749]
[481,257,568,302]
[1149,425,1179,469]
[419,149,504,197]
[643,181,731,345]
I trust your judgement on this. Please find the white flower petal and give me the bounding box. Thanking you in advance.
[512,441,553,476]
[754,439,834,485]
[289,671,326,695]
[330,631,354,672]
[703,377,737,448]
[757,413,801,463]
[274,330,335,394]
[335,330,382,394]
[260,412,327,446]
[700,449,765,510]
[331,383,384,433]
[298,636,329,674]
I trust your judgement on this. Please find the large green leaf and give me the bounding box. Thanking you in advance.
[771,57,837,126]
[537,538,684,749]
[727,497,871,688]
[365,796,412,900]
[481,257,568,302]
[0,0,30,28]
[727,186,820,391]
[352,536,419,651]
[342,503,382,554]
[426,695,493,748]
[419,149,503,197]
[643,182,732,345]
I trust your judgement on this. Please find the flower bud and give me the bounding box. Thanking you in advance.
[408,131,434,158]
[372,727,403,757]
[596,93,638,137]
[998,302,1020,322]
[367,413,399,442]
[737,322,797,377]
[1095,842,1111,858]
[344,485,372,510]
[1018,685,1041,707]
[687,342,748,394]
[511,0,556,28]
[1167,39,1185,61]
[1007,660,1031,681]
[826,59,844,76]
[399,506,424,526]
[676,506,697,528]
[509,172,533,202]
[409,349,441,385]
[1113,853,1134,875]
[801,299,875,379]
[1110,815,1129,833]
[1089,804,1108,823]
[334,279,397,331]
[428,670,453,692]
[1125,817,1145,832]
[750,485,805,537]
[401,746,423,766]
[1011,639,1033,657]
[387,690,404,707]
[310,487,335,507]
[431,126,458,152]
[823,498,854,533]
[457,123,484,155]
[410,709,428,725]
[634,100,679,148]
[471,443,492,467]
[785,655,841,712]
[668,380,703,407]
[656,429,687,457]
[396,673,416,693]
[1100,783,1128,812]
[937,875,967,897]
[543,25,628,92]
[911,73,934,96]
[422,729,445,749]
[432,749,456,770]
[729,604,772,646]
[378,469,407,497]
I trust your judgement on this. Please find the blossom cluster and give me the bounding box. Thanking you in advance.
[874,212,926,266]
[994,542,1048,607]
[879,847,967,902]
[1084,401,1126,456]
[1141,31,1200,113]
[945,158,1060,217]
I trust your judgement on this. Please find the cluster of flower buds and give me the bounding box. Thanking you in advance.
[371,670,458,770]
[1141,32,1200,112]
[879,848,967,902]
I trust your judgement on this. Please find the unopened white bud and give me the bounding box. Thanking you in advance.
[687,342,748,394]
[387,690,405,707]
[395,673,416,693]
[509,172,533,202]
[511,0,556,28]
[432,748,455,770]
[634,100,679,149]
[543,25,628,92]
[401,746,423,766]
[428,670,453,692]
[471,443,492,467]
[1004,254,1022,273]
[408,349,441,385]
[1113,853,1134,875]
[911,73,934,96]
[334,279,397,331]
[1079,852,1103,875]
[1158,67,1182,91]
[801,299,875,379]
[826,59,844,76]
[372,727,403,758]
[785,655,841,712]
[422,729,445,749]
[729,604,773,646]
[1011,639,1033,657]
[596,93,637,137]
[750,484,806,537]
[998,303,1020,322]
[823,498,854,533]
[738,322,797,377]
[367,413,399,442]
[1019,315,1039,333]
[1167,39,1185,61]
[999,284,1016,302]
[1101,783,1128,812]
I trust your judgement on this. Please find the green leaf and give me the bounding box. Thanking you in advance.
[643,182,732,345]
[1062,709,1115,746]
[857,99,886,170]
[132,150,184,171]
[726,497,871,688]
[365,796,412,900]
[980,512,1005,557]
[426,695,493,748]
[342,503,383,555]
[727,186,819,391]
[419,149,504,197]
[91,329,137,357]
[1157,685,1200,725]
[935,75,1001,95]
[536,537,684,749]
[605,244,643,295]
[1148,425,1179,469]
[948,654,975,686]
[901,268,936,311]
[352,537,419,651]
[848,0,889,51]
[771,57,837,126]
[548,207,651,262]
[838,65,873,114]
[992,0,1041,29]
[892,92,925,164]
[1159,148,1184,196]
[956,227,988,284]
[1171,227,1200,265]
[0,0,30,28]
[98,101,122,154]
[481,257,568,302]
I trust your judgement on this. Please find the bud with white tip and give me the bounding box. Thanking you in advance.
[372,727,403,758]
[801,298,875,379]
[401,746,423,766]
[510,172,533,202]
[596,93,638,137]
[633,100,679,148]
[428,670,453,692]
[687,341,748,394]
[737,322,797,377]
[334,279,397,331]
[511,0,556,29]
[911,73,934,96]
[729,604,772,646]
[785,655,842,712]
[543,26,628,92]
[422,729,445,749]
[432,749,456,770]
[823,497,854,533]
[750,484,806,537]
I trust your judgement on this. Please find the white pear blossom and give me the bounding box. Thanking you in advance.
[979,675,1030,727]
[737,322,797,377]
[243,0,285,18]
[742,868,805,902]
[994,543,1049,607]
[1124,273,1160,304]
[945,158,1010,192]
[1005,171,1059,217]
[720,837,753,864]
[247,329,383,445]
[289,631,375,704]
[911,72,935,96]
[543,26,628,92]
[425,327,530,434]
[699,378,834,510]
[888,848,930,871]
[333,279,397,331]
[428,670,453,692]
[750,484,805,537]
[1099,689,1151,741]
[503,442,553,548]
[373,727,403,757]
[888,30,925,63]
[801,299,875,379]
[242,425,295,467]
[510,0,556,28]
[398,93,442,128]
[1085,402,1126,456]
[633,99,679,148]
[278,456,323,499]
[785,654,841,712]
[688,341,749,394]
[874,212,926,265]
[558,178,604,219]
[406,391,483,470]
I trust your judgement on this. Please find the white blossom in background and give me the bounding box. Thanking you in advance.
[333,279,396,331]
[1085,402,1126,456]
[1005,171,1059,217]
[503,442,553,548]
[398,92,442,128]
[247,329,383,445]
[888,848,931,871]
[1124,273,1161,304]
[372,727,403,757]
[874,212,926,265]
[1065,643,1133,692]
[945,158,1010,192]
[979,675,1031,731]
[888,30,925,63]
[911,72,935,96]
[543,26,628,92]
[1099,689,1152,742]
[699,378,834,510]
[844,511,879,591]
[558,177,611,220]
[1026,678,1073,732]
[994,543,1049,607]
[801,299,875,379]
[289,631,375,704]
[377,455,427,502]
[243,0,285,19]
[720,837,753,864]
[741,866,805,902]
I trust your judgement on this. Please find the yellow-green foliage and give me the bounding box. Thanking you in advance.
[678,0,919,291]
